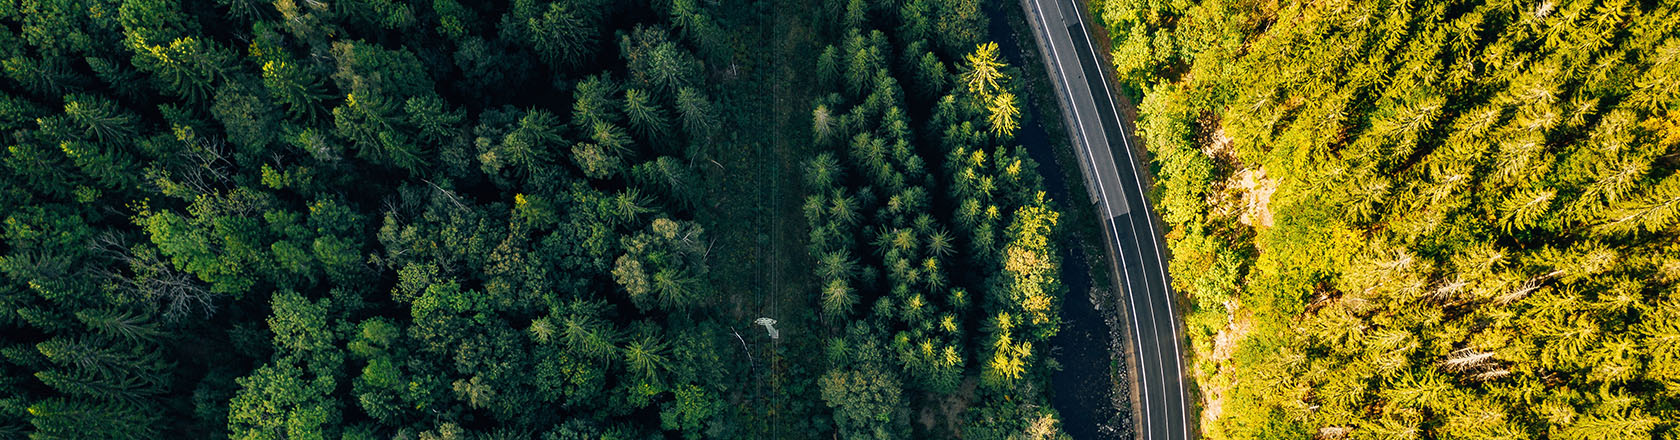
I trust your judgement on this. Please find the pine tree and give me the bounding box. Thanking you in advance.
[986,91,1019,138]
[527,2,596,70]
[676,87,717,143]
[624,88,671,142]
[622,333,669,382]
[822,278,859,322]
[961,42,1004,97]
[260,59,327,120]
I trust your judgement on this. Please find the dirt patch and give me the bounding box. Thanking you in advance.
[1209,301,1250,366]
[1233,168,1276,228]
[1202,124,1238,165]
[1201,124,1274,229]
[1200,300,1252,426]
[919,378,978,436]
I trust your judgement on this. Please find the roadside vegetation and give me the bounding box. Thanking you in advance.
[1092,0,1680,437]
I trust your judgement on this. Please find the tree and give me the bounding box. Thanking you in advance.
[529,2,596,70]
[625,26,700,94]
[328,42,436,172]
[986,91,1019,138]
[1553,405,1660,440]
[25,398,157,439]
[555,311,618,363]
[817,45,841,89]
[660,384,717,439]
[432,0,477,39]
[622,333,669,382]
[451,375,495,410]
[911,50,951,100]
[980,312,1030,388]
[624,88,671,143]
[819,365,907,440]
[614,218,710,311]
[931,0,986,56]
[822,278,859,321]
[1595,174,1680,236]
[139,206,254,296]
[480,108,563,183]
[127,37,231,103]
[228,291,343,439]
[572,75,621,129]
[62,94,138,145]
[227,357,342,440]
[630,157,701,209]
[261,59,328,120]
[676,87,717,144]
[813,104,836,145]
[962,42,1005,97]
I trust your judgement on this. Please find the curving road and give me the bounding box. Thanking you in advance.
[1015,0,1193,439]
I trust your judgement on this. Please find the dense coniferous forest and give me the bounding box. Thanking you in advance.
[0,0,740,437]
[0,0,1078,438]
[801,0,1072,438]
[1095,0,1680,438]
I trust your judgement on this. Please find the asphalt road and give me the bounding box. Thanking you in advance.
[1015,0,1193,439]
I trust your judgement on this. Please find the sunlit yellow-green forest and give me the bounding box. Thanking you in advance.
[1097,0,1680,437]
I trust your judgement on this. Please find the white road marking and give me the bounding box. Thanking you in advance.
[1068,5,1192,439]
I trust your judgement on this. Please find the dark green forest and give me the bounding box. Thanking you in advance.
[802,1,1069,439]
[1095,0,1680,438]
[0,0,1080,439]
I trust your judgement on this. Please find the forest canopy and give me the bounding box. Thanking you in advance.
[1095,0,1680,438]
[0,0,739,437]
[0,0,1073,439]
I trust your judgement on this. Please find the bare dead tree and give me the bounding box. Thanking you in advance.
[1429,277,1468,303]
[1315,426,1350,440]
[1441,348,1497,372]
[731,326,753,369]
[146,131,236,198]
[423,179,470,213]
[381,198,402,222]
[1471,368,1511,382]
[88,232,216,321]
[1494,276,1546,306]
[187,134,234,183]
